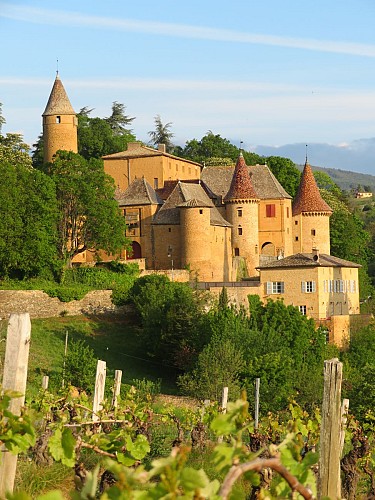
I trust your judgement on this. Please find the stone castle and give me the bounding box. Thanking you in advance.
[42,74,363,343]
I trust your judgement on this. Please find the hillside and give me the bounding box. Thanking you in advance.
[296,163,375,192]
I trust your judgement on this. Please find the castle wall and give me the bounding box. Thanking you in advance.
[43,114,78,163]
[152,224,182,270]
[209,225,232,281]
[258,199,293,257]
[103,156,201,191]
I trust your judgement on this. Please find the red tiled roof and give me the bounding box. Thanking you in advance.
[292,161,332,215]
[224,153,258,201]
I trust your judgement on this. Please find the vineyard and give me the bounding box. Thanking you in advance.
[1,314,375,499]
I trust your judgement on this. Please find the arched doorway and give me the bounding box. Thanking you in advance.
[127,241,142,259]
[261,242,275,256]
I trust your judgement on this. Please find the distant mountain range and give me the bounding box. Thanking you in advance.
[252,138,375,192]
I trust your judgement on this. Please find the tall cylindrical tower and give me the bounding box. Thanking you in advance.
[179,199,212,280]
[43,74,78,163]
[292,160,332,254]
[224,153,260,277]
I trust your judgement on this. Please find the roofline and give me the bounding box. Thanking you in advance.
[102,147,202,167]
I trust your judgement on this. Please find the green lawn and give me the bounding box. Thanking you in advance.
[0,315,179,398]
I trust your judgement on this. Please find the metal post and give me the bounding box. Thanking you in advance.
[254,378,260,429]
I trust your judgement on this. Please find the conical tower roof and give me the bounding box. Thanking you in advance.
[292,160,332,216]
[224,153,258,201]
[43,74,76,116]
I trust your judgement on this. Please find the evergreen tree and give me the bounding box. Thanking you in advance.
[148,115,174,152]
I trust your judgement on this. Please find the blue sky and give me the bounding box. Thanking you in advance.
[2,0,375,168]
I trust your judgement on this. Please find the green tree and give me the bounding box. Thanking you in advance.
[77,110,136,160]
[47,150,128,266]
[177,336,244,401]
[0,102,5,134]
[148,115,174,152]
[266,156,301,198]
[64,339,97,393]
[105,101,135,135]
[0,137,58,279]
[132,276,208,369]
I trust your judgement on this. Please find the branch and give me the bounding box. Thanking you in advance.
[219,457,314,500]
[79,440,117,459]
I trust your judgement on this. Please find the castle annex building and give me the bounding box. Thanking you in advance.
[43,75,361,342]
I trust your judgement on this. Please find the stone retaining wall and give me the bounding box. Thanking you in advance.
[0,290,126,320]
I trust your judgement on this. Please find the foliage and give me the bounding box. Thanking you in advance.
[178,337,244,401]
[148,114,174,152]
[46,151,129,266]
[0,136,59,279]
[63,339,97,393]
[266,156,301,198]
[104,101,135,135]
[131,275,208,369]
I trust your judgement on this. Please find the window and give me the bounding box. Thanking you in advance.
[299,305,307,315]
[295,236,299,241]
[168,228,171,232]
[266,204,276,217]
[238,226,243,235]
[286,207,290,218]
[154,178,159,189]
[56,116,61,123]
[234,248,240,256]
[199,209,203,215]
[237,209,243,217]
[266,281,285,294]
[311,229,316,236]
[295,220,298,225]
[302,281,316,293]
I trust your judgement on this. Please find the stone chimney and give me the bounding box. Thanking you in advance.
[312,247,320,262]
[158,144,166,153]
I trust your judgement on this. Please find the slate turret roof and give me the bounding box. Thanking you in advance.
[43,74,76,116]
[292,161,332,216]
[224,153,258,202]
[116,177,163,206]
[152,182,231,227]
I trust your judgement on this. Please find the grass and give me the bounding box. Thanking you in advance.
[0,315,179,398]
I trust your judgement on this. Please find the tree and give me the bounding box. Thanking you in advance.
[77,110,136,160]
[177,336,244,401]
[105,101,135,135]
[0,136,58,279]
[47,150,128,266]
[266,156,301,198]
[0,102,5,134]
[148,115,174,152]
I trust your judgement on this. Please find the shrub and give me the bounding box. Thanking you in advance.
[63,339,97,393]
[43,285,91,302]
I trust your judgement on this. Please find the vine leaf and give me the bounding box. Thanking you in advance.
[48,427,76,467]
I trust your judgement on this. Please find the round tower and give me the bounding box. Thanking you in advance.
[224,153,260,277]
[179,199,212,280]
[43,73,78,163]
[292,159,332,254]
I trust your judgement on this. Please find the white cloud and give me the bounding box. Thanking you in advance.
[2,2,375,58]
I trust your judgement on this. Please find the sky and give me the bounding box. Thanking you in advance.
[2,0,375,171]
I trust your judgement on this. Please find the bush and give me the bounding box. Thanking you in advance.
[43,285,91,302]
[63,339,97,393]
